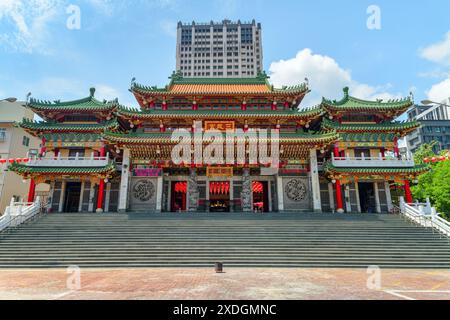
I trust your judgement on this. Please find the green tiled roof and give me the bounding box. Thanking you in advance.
[324,162,430,174]
[42,133,102,143]
[339,132,399,142]
[321,87,412,112]
[117,106,323,119]
[103,130,338,144]
[27,88,121,113]
[8,163,116,175]
[18,118,120,133]
[321,118,420,133]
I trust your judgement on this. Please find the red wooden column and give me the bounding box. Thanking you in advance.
[27,179,36,203]
[39,137,46,157]
[333,144,344,212]
[333,145,340,158]
[271,100,277,110]
[335,180,344,213]
[404,180,413,203]
[241,100,247,111]
[96,145,106,212]
[192,99,198,110]
[394,137,400,157]
[159,120,166,132]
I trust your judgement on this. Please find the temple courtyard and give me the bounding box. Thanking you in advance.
[0,268,449,300]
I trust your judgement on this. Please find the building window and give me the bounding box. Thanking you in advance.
[22,136,30,147]
[0,128,6,141]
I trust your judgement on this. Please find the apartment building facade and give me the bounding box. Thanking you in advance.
[176,19,263,78]
[406,99,450,153]
[0,100,47,213]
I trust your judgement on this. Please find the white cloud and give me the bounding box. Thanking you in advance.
[426,78,450,103]
[420,31,450,66]
[269,49,403,107]
[159,19,177,38]
[94,84,120,101]
[0,0,65,54]
[94,84,138,108]
[84,0,115,16]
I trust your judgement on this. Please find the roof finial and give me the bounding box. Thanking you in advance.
[304,77,309,87]
[343,87,349,97]
[89,87,96,97]
[26,92,32,104]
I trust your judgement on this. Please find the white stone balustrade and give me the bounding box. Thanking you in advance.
[331,152,414,168]
[27,152,110,167]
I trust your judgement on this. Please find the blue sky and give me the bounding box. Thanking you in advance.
[1,0,450,108]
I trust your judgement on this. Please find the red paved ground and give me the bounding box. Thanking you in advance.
[0,268,449,300]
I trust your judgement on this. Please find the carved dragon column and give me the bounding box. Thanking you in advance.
[187,168,199,211]
[241,168,252,212]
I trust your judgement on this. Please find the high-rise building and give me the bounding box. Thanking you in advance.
[176,19,263,78]
[406,98,450,153]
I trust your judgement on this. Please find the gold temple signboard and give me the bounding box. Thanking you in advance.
[206,167,233,178]
[204,121,235,132]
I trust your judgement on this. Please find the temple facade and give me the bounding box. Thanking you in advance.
[10,72,428,214]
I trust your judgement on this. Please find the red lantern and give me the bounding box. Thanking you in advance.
[423,158,429,163]
[8,159,14,164]
[16,158,22,163]
[439,156,445,161]
[22,158,29,162]
[432,157,437,163]
[0,159,6,164]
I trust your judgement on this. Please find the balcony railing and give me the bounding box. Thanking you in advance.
[331,153,415,168]
[27,152,110,167]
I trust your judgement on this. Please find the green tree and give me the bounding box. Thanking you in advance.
[411,142,450,219]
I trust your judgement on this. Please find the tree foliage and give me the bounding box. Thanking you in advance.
[411,142,450,219]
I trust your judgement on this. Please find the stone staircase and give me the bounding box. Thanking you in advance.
[0,213,449,268]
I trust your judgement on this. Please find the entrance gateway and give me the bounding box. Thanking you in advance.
[11,74,427,213]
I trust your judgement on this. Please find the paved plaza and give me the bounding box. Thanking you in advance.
[0,268,449,300]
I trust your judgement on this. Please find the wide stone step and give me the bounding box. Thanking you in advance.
[1,212,449,269]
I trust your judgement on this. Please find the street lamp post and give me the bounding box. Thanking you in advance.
[0,97,18,103]
[421,100,450,108]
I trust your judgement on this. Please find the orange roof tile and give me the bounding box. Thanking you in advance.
[170,84,271,94]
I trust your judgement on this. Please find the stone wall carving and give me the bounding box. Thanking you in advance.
[282,177,311,210]
[129,177,158,211]
[132,180,155,202]
[241,169,252,212]
[285,179,307,202]
[187,168,199,211]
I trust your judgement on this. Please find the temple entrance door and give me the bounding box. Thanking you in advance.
[171,181,187,212]
[252,181,269,212]
[358,182,376,213]
[209,181,230,212]
[64,182,81,213]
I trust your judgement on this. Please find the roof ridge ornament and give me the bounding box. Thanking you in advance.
[89,87,96,97]
[343,87,349,97]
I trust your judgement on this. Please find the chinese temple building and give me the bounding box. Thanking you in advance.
[10,72,428,214]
